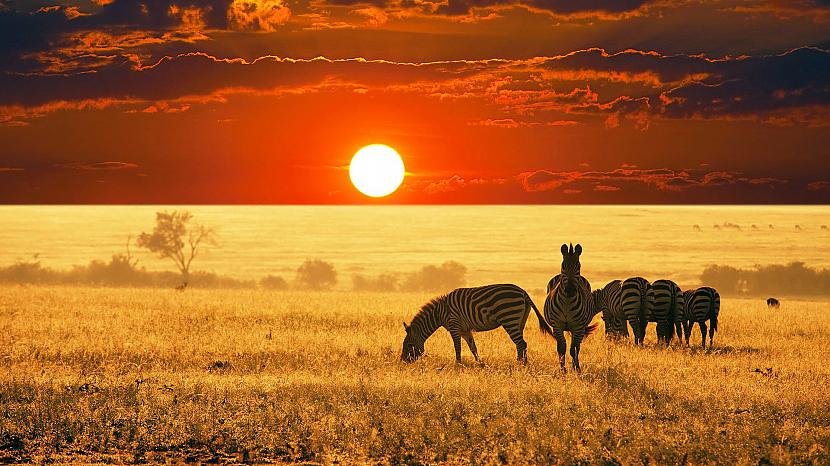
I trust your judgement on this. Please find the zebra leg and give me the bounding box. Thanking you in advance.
[683,320,692,346]
[554,330,567,372]
[674,322,682,345]
[699,321,708,350]
[450,330,463,363]
[461,333,479,362]
[708,319,716,347]
[570,332,584,372]
[502,324,528,364]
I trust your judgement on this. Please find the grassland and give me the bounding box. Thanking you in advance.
[1,286,829,464]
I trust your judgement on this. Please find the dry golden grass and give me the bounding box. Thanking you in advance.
[1,286,829,464]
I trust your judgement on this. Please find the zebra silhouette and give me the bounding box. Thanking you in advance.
[649,279,684,345]
[401,283,550,364]
[543,243,598,372]
[621,277,652,345]
[680,286,720,348]
[592,280,626,339]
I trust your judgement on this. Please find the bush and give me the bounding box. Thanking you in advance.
[701,262,830,296]
[295,259,337,290]
[261,275,289,290]
[352,273,399,292]
[400,261,467,292]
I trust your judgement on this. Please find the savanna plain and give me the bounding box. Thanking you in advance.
[2,287,829,464]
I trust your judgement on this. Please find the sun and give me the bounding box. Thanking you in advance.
[349,144,406,198]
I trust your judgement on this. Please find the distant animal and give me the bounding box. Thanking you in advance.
[175,282,188,292]
[680,287,720,349]
[544,243,598,372]
[648,279,684,346]
[713,224,721,230]
[795,225,802,231]
[621,277,652,345]
[401,283,549,364]
[821,225,828,231]
[769,224,775,230]
[693,225,701,231]
[592,280,626,340]
[766,298,780,308]
[751,224,759,230]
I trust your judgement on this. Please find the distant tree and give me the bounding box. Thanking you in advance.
[352,273,399,291]
[261,274,289,290]
[401,261,467,292]
[296,259,337,290]
[136,211,215,286]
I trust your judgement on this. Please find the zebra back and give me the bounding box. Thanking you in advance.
[684,286,720,324]
[650,279,683,323]
[594,280,625,335]
[621,277,651,326]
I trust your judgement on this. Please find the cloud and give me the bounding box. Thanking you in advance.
[0,47,827,128]
[807,181,830,191]
[228,0,291,31]
[57,161,140,170]
[516,167,789,194]
[435,0,653,18]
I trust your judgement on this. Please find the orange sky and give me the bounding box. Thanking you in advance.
[0,0,829,203]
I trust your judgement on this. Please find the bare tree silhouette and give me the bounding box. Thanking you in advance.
[137,211,215,289]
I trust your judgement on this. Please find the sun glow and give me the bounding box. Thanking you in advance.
[349,144,405,198]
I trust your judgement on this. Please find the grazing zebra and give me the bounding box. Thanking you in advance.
[401,283,550,364]
[543,243,598,372]
[680,286,720,348]
[592,280,626,339]
[621,277,652,345]
[648,279,684,345]
[767,297,780,308]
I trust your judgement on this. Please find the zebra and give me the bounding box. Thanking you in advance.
[621,277,652,345]
[680,286,720,348]
[592,280,626,339]
[648,279,684,346]
[543,243,598,372]
[401,283,550,364]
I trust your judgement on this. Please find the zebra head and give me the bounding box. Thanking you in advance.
[400,322,425,363]
[559,243,582,296]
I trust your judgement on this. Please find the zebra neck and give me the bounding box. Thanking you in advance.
[410,301,444,343]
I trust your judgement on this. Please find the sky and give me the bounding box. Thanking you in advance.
[0,0,828,203]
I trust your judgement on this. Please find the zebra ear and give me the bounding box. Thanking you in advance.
[575,244,582,255]
[403,322,410,332]
[560,244,568,255]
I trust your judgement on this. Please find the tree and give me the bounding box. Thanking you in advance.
[137,211,215,285]
[296,259,337,290]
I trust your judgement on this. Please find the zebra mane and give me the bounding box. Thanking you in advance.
[411,295,446,324]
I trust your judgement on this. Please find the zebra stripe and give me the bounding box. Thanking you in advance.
[680,286,720,348]
[592,280,626,339]
[543,243,597,372]
[401,283,550,364]
[621,277,651,345]
[648,279,684,345]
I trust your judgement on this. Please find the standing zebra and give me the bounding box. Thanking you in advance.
[649,279,684,345]
[543,243,598,372]
[621,277,652,345]
[401,283,550,364]
[680,286,720,348]
[592,280,626,339]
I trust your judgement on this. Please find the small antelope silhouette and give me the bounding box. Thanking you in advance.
[175,282,188,292]
[766,298,780,309]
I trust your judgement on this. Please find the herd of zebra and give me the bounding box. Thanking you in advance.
[401,243,720,372]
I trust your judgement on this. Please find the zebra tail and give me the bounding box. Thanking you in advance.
[527,295,553,337]
[585,322,600,338]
